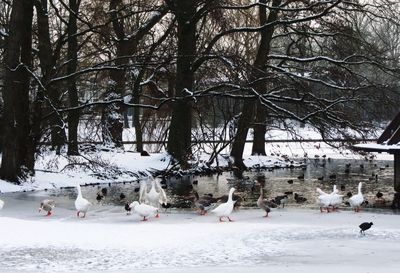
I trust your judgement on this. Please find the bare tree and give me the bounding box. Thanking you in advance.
[0,0,34,182]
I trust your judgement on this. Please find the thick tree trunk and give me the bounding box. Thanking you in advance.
[166,0,196,167]
[105,41,129,147]
[0,0,34,182]
[230,100,256,170]
[252,101,267,155]
[67,0,80,155]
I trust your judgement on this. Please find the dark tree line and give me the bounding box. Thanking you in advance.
[1,0,400,183]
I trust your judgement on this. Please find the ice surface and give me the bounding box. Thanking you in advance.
[1,193,400,273]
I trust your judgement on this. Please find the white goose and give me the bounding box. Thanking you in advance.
[316,184,344,212]
[129,201,159,221]
[349,182,364,212]
[0,198,4,210]
[316,187,334,212]
[330,185,344,210]
[39,199,56,216]
[140,177,167,217]
[75,183,91,218]
[211,188,236,222]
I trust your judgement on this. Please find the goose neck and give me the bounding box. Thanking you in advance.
[77,184,82,197]
[228,189,234,202]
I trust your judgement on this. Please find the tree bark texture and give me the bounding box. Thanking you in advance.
[230,0,281,168]
[36,0,65,153]
[105,0,167,148]
[252,100,267,155]
[166,0,196,166]
[0,0,34,182]
[67,0,80,155]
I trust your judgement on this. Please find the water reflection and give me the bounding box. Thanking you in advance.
[62,158,394,210]
[23,158,396,211]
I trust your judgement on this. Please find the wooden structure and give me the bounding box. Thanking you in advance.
[353,112,400,193]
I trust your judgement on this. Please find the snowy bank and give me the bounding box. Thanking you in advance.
[0,196,399,273]
[0,123,391,193]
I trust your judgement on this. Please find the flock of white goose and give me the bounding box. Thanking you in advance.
[316,182,364,213]
[0,179,366,221]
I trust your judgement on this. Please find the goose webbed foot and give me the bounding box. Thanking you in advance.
[141,217,148,221]
[228,217,234,222]
[46,211,52,217]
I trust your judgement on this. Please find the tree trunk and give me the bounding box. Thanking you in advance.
[0,0,34,182]
[166,0,196,167]
[252,101,267,155]
[35,0,65,155]
[230,0,281,169]
[105,0,167,148]
[133,95,143,152]
[230,100,256,170]
[104,40,129,148]
[67,0,80,155]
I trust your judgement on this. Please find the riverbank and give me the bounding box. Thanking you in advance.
[0,137,391,194]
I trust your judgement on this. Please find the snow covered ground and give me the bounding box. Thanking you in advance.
[1,194,399,273]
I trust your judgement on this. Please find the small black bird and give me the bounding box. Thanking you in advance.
[287,179,294,184]
[124,203,132,215]
[96,193,104,202]
[101,188,108,196]
[359,222,373,235]
[161,203,172,210]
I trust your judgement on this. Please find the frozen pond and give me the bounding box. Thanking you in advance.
[1,207,400,273]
